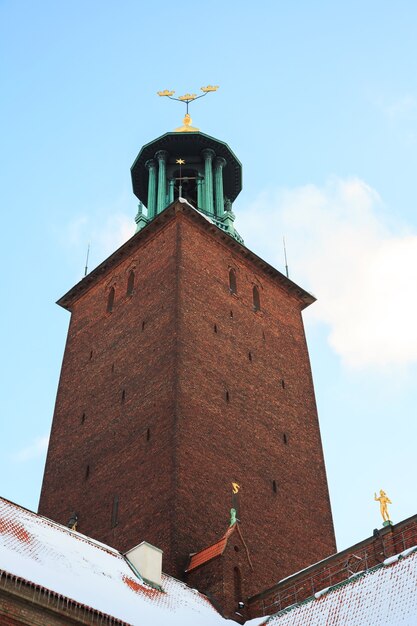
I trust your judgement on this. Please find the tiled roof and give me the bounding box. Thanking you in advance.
[0,497,224,626]
[262,547,417,626]
[186,524,237,572]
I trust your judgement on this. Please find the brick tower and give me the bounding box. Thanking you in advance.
[39,120,336,619]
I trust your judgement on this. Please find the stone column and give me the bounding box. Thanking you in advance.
[214,157,227,218]
[201,148,216,215]
[168,178,175,204]
[145,159,157,220]
[155,150,169,215]
[196,174,204,210]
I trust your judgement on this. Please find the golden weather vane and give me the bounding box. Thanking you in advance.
[157,85,219,132]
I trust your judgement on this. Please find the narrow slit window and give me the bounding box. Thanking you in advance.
[107,287,115,313]
[253,285,261,312]
[214,324,218,333]
[281,379,285,389]
[81,412,86,424]
[229,268,237,294]
[248,352,252,362]
[111,363,115,373]
[127,270,135,296]
[142,320,146,331]
[233,566,242,604]
[89,350,93,361]
[283,433,288,444]
[230,310,233,319]
[111,496,119,528]
[85,465,90,479]
[225,390,230,403]
[272,480,278,493]
[146,428,151,442]
[121,389,126,403]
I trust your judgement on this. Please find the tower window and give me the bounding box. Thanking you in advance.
[146,428,151,442]
[233,566,242,604]
[230,310,233,319]
[225,390,230,403]
[121,389,126,403]
[111,496,119,528]
[253,286,261,312]
[248,351,252,362]
[127,270,135,297]
[81,412,86,424]
[272,480,278,493]
[229,269,237,295]
[85,465,90,479]
[283,433,288,444]
[107,287,115,313]
[281,379,285,389]
[89,350,93,361]
[142,320,146,331]
[214,324,218,333]
[111,363,115,373]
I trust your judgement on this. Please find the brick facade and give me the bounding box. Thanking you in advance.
[38,201,336,613]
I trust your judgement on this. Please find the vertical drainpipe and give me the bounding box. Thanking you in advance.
[145,159,157,220]
[201,148,216,216]
[155,150,169,215]
[196,174,204,210]
[214,156,227,219]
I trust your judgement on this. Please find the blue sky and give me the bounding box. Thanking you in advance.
[2,0,417,555]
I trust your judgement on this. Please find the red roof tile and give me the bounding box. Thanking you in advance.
[186,524,237,572]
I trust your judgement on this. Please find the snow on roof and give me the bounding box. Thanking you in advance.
[0,497,226,626]
[263,547,417,626]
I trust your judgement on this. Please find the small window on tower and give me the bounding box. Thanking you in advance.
[272,480,278,493]
[253,286,261,312]
[121,389,126,403]
[111,496,119,528]
[214,324,218,333]
[81,412,86,424]
[127,270,135,297]
[283,433,288,444]
[225,390,230,403]
[229,268,237,295]
[85,465,90,479]
[107,287,115,313]
[146,428,151,442]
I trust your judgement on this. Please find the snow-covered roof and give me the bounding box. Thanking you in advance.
[262,546,417,626]
[0,497,226,626]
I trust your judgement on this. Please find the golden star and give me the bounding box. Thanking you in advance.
[176,158,185,165]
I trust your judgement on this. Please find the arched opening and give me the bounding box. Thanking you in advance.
[173,167,198,206]
[229,268,237,294]
[233,566,242,605]
[107,287,115,313]
[126,270,135,296]
[253,285,261,312]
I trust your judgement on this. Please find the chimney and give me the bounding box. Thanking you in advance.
[125,541,163,588]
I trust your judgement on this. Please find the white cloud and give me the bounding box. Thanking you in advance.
[239,177,417,369]
[13,435,49,462]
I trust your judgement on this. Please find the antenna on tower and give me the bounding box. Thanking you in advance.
[283,237,289,278]
[84,243,90,277]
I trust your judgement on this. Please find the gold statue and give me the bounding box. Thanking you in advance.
[232,482,240,494]
[374,489,392,522]
[178,93,197,102]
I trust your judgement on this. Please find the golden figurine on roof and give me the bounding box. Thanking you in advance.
[374,489,392,522]
[157,85,219,132]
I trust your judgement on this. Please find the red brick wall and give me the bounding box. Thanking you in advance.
[174,215,335,594]
[39,205,335,609]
